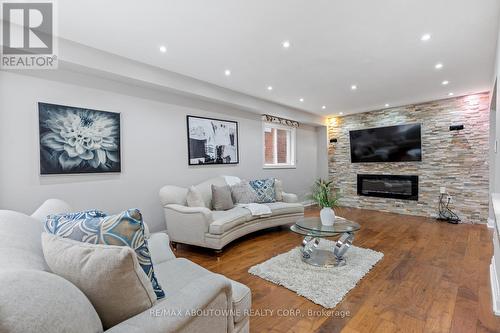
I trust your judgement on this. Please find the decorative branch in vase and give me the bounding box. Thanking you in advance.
[309,178,340,226]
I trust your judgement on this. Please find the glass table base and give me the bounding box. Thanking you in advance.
[301,249,347,267]
[300,232,354,268]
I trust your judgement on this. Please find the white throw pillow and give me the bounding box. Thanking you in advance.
[41,233,157,329]
[186,186,206,207]
[274,179,284,202]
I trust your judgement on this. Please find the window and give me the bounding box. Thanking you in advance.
[263,123,296,168]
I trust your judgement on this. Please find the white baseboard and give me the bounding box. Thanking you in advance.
[490,257,500,316]
[488,218,496,229]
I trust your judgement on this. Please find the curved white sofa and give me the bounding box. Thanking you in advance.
[159,176,304,250]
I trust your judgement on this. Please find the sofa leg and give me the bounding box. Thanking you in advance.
[171,241,178,251]
[214,249,222,255]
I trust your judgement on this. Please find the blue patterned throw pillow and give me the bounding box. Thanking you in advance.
[45,209,165,300]
[249,178,276,203]
[44,209,107,234]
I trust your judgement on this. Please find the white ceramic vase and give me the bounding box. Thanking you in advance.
[320,207,336,226]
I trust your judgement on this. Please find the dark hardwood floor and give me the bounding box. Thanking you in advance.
[173,206,500,333]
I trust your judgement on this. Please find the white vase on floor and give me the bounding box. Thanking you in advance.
[320,207,336,226]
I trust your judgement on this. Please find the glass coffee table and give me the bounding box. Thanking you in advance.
[290,216,360,267]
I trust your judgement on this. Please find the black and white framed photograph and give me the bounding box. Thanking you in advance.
[187,115,239,165]
[38,102,121,175]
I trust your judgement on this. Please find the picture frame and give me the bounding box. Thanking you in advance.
[38,102,121,175]
[186,115,239,165]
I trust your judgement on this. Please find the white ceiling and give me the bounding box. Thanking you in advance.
[58,0,499,116]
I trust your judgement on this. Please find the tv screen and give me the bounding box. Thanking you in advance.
[349,124,422,163]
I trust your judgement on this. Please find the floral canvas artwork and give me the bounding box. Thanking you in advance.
[38,103,121,174]
[187,115,239,165]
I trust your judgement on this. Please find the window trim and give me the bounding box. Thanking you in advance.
[262,122,297,169]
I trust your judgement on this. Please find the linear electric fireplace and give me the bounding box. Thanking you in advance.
[357,174,418,201]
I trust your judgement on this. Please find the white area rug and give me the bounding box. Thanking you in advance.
[248,239,383,308]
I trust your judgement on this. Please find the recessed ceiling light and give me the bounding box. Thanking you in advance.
[159,45,167,53]
[282,40,291,48]
[351,85,357,90]
[322,105,326,110]
[448,92,454,96]
[421,33,431,41]
[435,63,443,69]
[339,112,344,115]
[224,69,231,76]
[442,80,449,85]
[267,86,273,91]
[299,98,304,102]
[384,103,390,107]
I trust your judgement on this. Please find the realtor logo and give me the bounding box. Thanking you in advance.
[1,1,58,69]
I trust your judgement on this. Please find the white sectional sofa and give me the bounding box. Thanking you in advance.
[0,199,251,333]
[159,176,304,250]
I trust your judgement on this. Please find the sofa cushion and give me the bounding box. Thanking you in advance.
[230,280,251,324]
[0,210,47,271]
[211,184,234,211]
[154,258,213,295]
[231,180,258,204]
[209,208,251,235]
[44,208,165,299]
[274,179,284,202]
[264,202,304,216]
[0,269,103,333]
[153,257,249,325]
[107,261,233,333]
[186,186,205,207]
[42,233,156,329]
[194,176,228,209]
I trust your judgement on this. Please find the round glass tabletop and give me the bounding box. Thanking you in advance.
[291,216,360,237]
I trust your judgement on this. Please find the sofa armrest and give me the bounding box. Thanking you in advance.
[282,192,299,203]
[165,204,213,220]
[163,204,213,246]
[148,233,176,265]
[105,273,233,333]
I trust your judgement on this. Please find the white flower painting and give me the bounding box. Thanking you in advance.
[187,116,238,165]
[39,103,121,174]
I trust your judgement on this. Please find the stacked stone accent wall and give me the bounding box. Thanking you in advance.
[328,93,490,223]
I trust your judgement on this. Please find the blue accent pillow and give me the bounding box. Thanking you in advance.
[249,178,276,203]
[45,209,107,234]
[45,209,165,300]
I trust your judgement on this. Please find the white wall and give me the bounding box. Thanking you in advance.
[0,71,320,232]
[490,96,496,222]
[488,8,500,316]
[492,9,500,194]
[315,126,329,180]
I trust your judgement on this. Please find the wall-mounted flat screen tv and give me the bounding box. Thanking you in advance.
[349,124,422,163]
